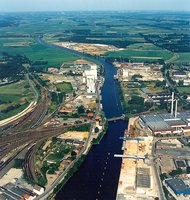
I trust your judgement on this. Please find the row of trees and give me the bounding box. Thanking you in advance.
[0,53,28,80]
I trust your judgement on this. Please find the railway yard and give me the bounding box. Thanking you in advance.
[0,56,105,200]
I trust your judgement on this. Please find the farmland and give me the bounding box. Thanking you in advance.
[173,53,190,64]
[177,86,190,95]
[0,80,34,120]
[106,49,173,62]
[0,11,190,120]
[0,12,189,65]
[0,38,79,68]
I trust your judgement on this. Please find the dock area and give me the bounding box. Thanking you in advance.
[116,118,158,200]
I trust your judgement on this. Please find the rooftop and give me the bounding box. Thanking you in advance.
[157,148,190,157]
[140,112,190,132]
[166,178,190,195]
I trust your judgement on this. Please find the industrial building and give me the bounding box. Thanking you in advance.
[175,160,187,169]
[139,93,190,135]
[116,137,157,199]
[83,64,97,93]
[165,178,190,196]
[156,148,190,157]
[146,93,173,104]
[0,183,36,200]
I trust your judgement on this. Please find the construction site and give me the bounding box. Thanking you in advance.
[54,42,121,55]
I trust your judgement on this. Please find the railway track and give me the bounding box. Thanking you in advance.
[0,76,50,135]
[23,141,44,182]
[0,122,90,160]
[23,145,37,182]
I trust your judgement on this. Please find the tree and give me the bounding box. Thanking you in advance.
[77,105,85,114]
[169,168,182,177]
[186,166,190,174]
[71,151,77,160]
[71,151,77,156]
[178,80,184,86]
[155,80,166,87]
[47,168,55,174]
[52,137,58,144]
[95,127,99,133]
[159,98,167,110]
[128,96,144,105]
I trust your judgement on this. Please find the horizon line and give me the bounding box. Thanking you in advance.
[1,9,190,13]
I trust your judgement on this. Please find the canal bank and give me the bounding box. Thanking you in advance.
[37,38,128,200]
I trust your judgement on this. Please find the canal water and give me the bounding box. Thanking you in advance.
[55,60,128,200]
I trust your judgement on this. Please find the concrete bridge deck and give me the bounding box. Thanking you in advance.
[107,114,126,122]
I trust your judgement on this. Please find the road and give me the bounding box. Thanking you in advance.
[26,73,39,103]
[151,138,167,200]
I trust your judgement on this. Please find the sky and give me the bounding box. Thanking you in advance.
[1,0,190,12]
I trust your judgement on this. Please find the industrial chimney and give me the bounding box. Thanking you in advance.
[171,92,174,116]
[175,99,178,118]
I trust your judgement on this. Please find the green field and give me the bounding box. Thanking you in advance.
[0,80,34,120]
[47,153,64,161]
[127,43,162,51]
[0,12,189,64]
[173,53,190,64]
[106,49,173,62]
[0,38,79,67]
[0,38,35,47]
[0,103,29,121]
[177,87,190,95]
[55,82,73,94]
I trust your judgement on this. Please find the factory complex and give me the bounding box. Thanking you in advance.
[139,93,190,135]
[139,112,190,135]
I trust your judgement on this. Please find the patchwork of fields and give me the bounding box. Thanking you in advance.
[106,49,173,62]
[0,38,79,67]
[0,80,34,120]
[0,11,190,120]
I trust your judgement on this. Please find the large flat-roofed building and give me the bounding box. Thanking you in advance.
[157,148,190,157]
[165,178,190,196]
[139,112,190,135]
[83,65,97,94]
